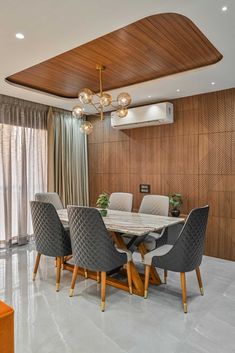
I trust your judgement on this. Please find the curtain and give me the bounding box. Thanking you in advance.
[0,94,48,248]
[47,107,89,207]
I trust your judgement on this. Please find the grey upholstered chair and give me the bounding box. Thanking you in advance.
[30,201,72,291]
[67,206,132,311]
[108,192,133,212]
[144,205,209,313]
[139,195,169,215]
[139,195,169,251]
[124,195,169,252]
[35,192,64,210]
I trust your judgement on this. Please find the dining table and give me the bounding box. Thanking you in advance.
[58,208,185,297]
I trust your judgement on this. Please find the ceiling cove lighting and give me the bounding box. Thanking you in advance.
[15,33,24,39]
[221,6,228,12]
[72,64,132,135]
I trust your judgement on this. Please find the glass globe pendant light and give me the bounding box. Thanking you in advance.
[117,92,132,107]
[78,88,93,104]
[116,107,128,118]
[100,93,112,107]
[72,105,84,118]
[72,64,132,134]
[80,121,93,135]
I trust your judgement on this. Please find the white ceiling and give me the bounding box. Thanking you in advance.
[0,0,235,111]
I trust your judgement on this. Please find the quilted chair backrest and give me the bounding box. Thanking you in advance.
[35,192,64,210]
[139,195,169,216]
[67,206,127,272]
[161,206,209,273]
[108,193,133,212]
[30,201,71,257]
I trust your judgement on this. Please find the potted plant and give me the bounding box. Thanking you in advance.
[169,193,183,217]
[96,192,110,217]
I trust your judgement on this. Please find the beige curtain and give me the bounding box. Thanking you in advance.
[0,94,48,248]
[47,107,89,207]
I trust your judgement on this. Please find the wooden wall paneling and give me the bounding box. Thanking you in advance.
[160,135,198,175]
[103,174,130,195]
[199,132,233,175]
[130,137,161,175]
[161,174,199,214]
[198,90,235,133]
[128,124,162,140]
[89,173,104,206]
[88,143,104,174]
[198,174,235,257]
[199,175,233,219]
[87,116,104,144]
[205,217,234,260]
[161,96,199,137]
[103,116,130,142]
[88,88,235,261]
[232,131,235,175]
[129,174,162,211]
[103,141,130,174]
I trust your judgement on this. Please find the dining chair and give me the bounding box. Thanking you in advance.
[67,206,133,311]
[35,192,64,210]
[139,195,169,251]
[139,195,169,216]
[108,192,133,212]
[144,205,209,313]
[125,195,169,252]
[30,201,72,291]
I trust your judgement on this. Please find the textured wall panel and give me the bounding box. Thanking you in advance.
[88,88,235,261]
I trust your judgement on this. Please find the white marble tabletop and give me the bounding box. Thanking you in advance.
[58,208,185,237]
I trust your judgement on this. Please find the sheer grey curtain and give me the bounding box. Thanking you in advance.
[47,107,89,207]
[0,95,48,248]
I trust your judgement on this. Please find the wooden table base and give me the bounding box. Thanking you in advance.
[63,232,162,297]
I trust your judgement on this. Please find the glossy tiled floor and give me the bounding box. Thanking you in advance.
[0,244,235,353]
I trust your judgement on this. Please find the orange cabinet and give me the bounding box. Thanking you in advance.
[0,301,14,353]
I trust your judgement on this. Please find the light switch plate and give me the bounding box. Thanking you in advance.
[139,184,151,193]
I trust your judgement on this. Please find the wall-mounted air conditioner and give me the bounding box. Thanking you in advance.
[111,102,173,129]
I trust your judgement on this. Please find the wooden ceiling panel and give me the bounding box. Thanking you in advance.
[6,13,222,98]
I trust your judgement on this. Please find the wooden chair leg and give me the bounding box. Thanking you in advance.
[56,257,62,292]
[144,265,151,299]
[195,267,204,295]
[126,262,132,295]
[97,271,100,283]
[69,265,79,297]
[61,257,64,270]
[180,272,187,313]
[101,272,106,312]
[164,270,168,284]
[33,253,41,281]
[84,268,88,279]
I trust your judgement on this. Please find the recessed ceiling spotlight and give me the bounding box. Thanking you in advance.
[211,82,215,85]
[221,5,228,12]
[15,33,24,39]
[176,89,180,92]
[148,95,152,98]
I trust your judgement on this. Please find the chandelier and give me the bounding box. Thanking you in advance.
[72,64,132,135]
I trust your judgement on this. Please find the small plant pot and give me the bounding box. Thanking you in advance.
[171,209,180,217]
[100,209,108,217]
